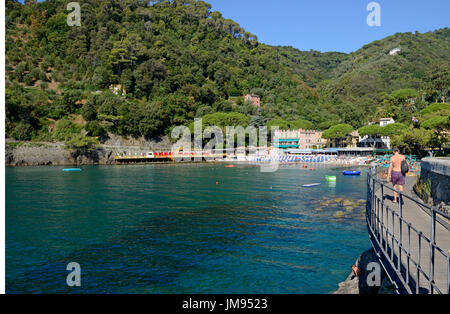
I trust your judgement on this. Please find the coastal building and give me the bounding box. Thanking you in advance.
[326,131,360,149]
[380,118,395,149]
[244,94,261,108]
[273,129,302,150]
[298,130,327,149]
[379,118,395,127]
[298,129,316,149]
[273,129,326,150]
[349,131,360,148]
[287,148,339,157]
[359,118,395,149]
[314,131,327,149]
[338,147,374,157]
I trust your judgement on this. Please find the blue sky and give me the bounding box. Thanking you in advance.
[207,0,450,53]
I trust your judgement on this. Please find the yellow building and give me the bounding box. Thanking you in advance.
[326,131,359,148]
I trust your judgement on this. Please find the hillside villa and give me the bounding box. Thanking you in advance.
[359,118,395,149]
[244,94,261,108]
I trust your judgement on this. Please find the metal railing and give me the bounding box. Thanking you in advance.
[366,166,450,294]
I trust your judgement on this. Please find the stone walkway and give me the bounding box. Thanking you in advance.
[374,177,450,294]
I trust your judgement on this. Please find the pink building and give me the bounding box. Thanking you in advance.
[244,94,261,108]
[298,129,322,150]
[274,129,325,150]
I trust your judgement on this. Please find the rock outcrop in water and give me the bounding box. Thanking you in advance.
[334,248,396,294]
[313,197,367,221]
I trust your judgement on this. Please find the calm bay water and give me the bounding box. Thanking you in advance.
[6,163,370,294]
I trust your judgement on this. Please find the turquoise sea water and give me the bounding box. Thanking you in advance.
[6,164,370,294]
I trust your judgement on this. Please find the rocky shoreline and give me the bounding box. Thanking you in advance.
[5,136,174,166]
[334,248,396,294]
[6,142,113,166]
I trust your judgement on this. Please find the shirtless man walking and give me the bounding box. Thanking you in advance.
[387,147,407,203]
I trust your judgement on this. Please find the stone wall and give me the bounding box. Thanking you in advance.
[420,157,450,206]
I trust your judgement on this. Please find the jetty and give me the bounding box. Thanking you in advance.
[366,166,450,294]
[114,152,228,164]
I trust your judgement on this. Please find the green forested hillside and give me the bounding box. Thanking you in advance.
[5,0,450,148]
[320,29,450,126]
[5,0,323,144]
[275,46,349,88]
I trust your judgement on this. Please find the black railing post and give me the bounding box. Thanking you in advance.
[429,209,436,294]
[417,233,422,294]
[447,251,450,294]
[447,256,450,294]
[391,210,395,261]
[407,223,411,287]
[398,194,403,274]
[380,184,384,243]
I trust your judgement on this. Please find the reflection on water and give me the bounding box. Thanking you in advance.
[6,164,370,293]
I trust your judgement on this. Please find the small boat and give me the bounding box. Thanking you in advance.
[326,176,337,182]
[63,168,82,172]
[342,171,361,176]
[225,165,236,168]
[302,183,321,188]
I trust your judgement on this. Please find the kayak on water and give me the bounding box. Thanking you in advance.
[342,171,361,176]
[302,183,321,188]
[62,168,82,172]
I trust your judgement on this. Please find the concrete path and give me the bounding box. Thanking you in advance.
[375,177,450,294]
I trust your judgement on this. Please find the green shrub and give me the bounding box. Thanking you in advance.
[54,119,81,141]
[40,81,49,90]
[85,121,105,137]
[23,73,35,86]
[81,101,98,121]
[420,103,450,115]
[65,134,98,150]
[10,123,34,141]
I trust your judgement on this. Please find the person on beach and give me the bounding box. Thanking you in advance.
[387,147,408,203]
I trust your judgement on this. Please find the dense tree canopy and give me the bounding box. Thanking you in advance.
[322,124,354,139]
[4,0,450,151]
[358,125,382,137]
[378,123,408,137]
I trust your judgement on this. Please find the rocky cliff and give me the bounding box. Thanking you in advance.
[5,136,173,166]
